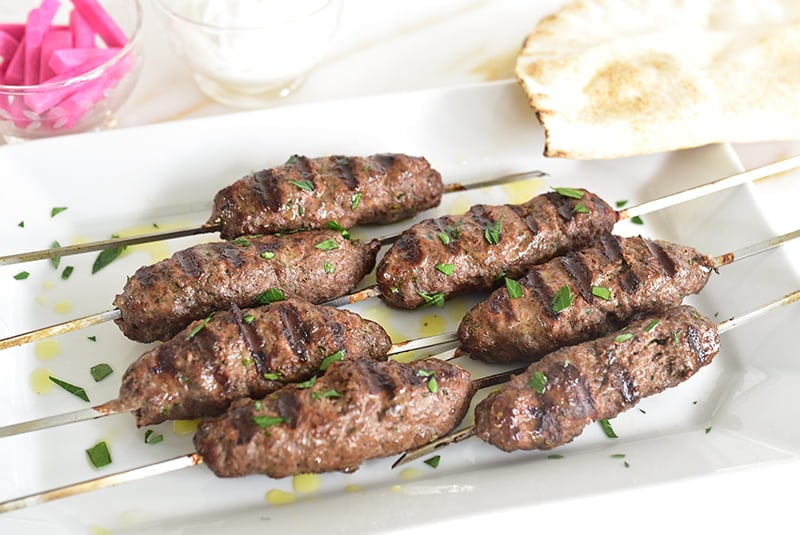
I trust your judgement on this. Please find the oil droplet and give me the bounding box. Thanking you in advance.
[292,473,321,494]
[502,177,546,205]
[35,295,48,306]
[419,314,446,338]
[445,300,473,324]
[42,280,55,290]
[89,526,113,535]
[344,484,363,493]
[399,468,422,481]
[389,484,404,493]
[30,367,55,394]
[53,300,73,314]
[172,419,201,435]
[446,196,473,216]
[265,489,296,505]
[35,340,61,361]
[116,223,186,264]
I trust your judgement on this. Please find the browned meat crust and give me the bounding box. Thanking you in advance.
[208,153,444,239]
[194,358,475,478]
[458,234,714,363]
[113,299,392,426]
[112,230,380,343]
[474,305,720,451]
[376,190,616,309]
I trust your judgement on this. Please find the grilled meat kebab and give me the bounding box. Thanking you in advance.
[458,234,714,363]
[104,298,392,427]
[474,305,720,451]
[209,153,444,239]
[113,230,380,343]
[194,358,474,478]
[377,188,616,308]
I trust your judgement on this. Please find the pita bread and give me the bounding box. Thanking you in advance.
[516,0,800,159]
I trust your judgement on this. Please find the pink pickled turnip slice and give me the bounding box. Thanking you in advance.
[23,0,62,86]
[4,40,26,85]
[39,28,71,81]
[48,47,119,75]
[71,0,127,47]
[0,31,20,76]
[0,24,25,42]
[24,53,116,113]
[69,9,94,48]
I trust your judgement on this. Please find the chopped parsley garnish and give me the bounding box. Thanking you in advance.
[92,245,124,274]
[551,187,584,199]
[610,453,626,459]
[320,349,346,371]
[86,441,112,468]
[144,429,164,445]
[61,266,74,280]
[261,251,276,259]
[50,240,61,269]
[599,419,618,438]
[591,286,611,300]
[50,206,68,218]
[644,319,660,332]
[327,221,350,239]
[312,389,342,400]
[87,336,96,342]
[243,313,256,324]
[263,371,283,381]
[315,238,340,251]
[551,285,575,313]
[417,369,438,393]
[256,288,287,304]
[286,155,298,164]
[424,455,441,468]
[630,215,644,225]
[547,454,564,459]
[435,263,455,276]
[615,200,628,208]
[484,217,503,245]
[13,271,29,280]
[296,376,317,389]
[614,333,634,343]
[17,221,24,227]
[186,313,214,340]
[324,262,335,274]
[437,231,451,245]
[418,291,445,308]
[574,203,590,214]
[253,415,285,429]
[528,371,547,393]
[350,192,362,210]
[705,426,712,434]
[90,363,113,382]
[289,179,314,192]
[672,330,681,346]
[232,237,252,246]
[505,277,523,299]
[49,376,89,402]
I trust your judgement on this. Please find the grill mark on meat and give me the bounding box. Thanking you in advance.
[507,204,540,235]
[360,361,397,397]
[560,251,593,303]
[335,157,358,190]
[470,205,497,237]
[598,233,623,262]
[175,249,204,279]
[618,263,640,294]
[488,292,516,322]
[547,192,577,221]
[373,153,397,172]
[277,390,303,428]
[521,269,558,318]
[295,155,314,181]
[219,244,245,269]
[277,302,311,362]
[154,343,178,376]
[609,361,639,404]
[254,169,281,212]
[230,303,272,375]
[394,233,424,264]
[644,239,677,277]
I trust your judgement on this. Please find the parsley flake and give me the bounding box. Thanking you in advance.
[92,246,124,274]
[551,285,575,313]
[320,349,346,371]
[573,202,590,214]
[437,231,451,245]
[61,266,74,280]
[484,217,503,245]
[289,179,315,192]
[551,187,584,199]
[186,313,214,340]
[418,291,445,308]
[615,333,634,343]
[144,429,164,445]
[615,200,629,208]
[424,455,441,468]
[312,389,342,400]
[599,419,618,438]
[644,319,660,332]
[350,192,362,210]
[13,271,29,280]
[435,263,455,276]
[324,262,335,274]
[315,238,340,251]
[327,221,350,239]
[50,206,68,218]
[50,240,61,269]
[263,371,283,381]
[295,376,317,389]
[591,286,611,300]
[90,363,113,382]
[86,441,112,468]
[253,415,285,429]
[505,277,523,299]
[49,376,89,402]
[528,371,547,393]
[256,288,287,304]
[630,215,644,225]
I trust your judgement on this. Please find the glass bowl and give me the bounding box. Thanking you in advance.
[0,0,143,143]
[153,0,341,108]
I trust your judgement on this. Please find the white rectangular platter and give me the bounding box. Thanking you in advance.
[0,80,799,534]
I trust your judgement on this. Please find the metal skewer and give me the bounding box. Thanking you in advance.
[1,225,798,353]
[0,170,548,267]
[391,287,800,468]
[0,359,524,514]
[0,330,461,438]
